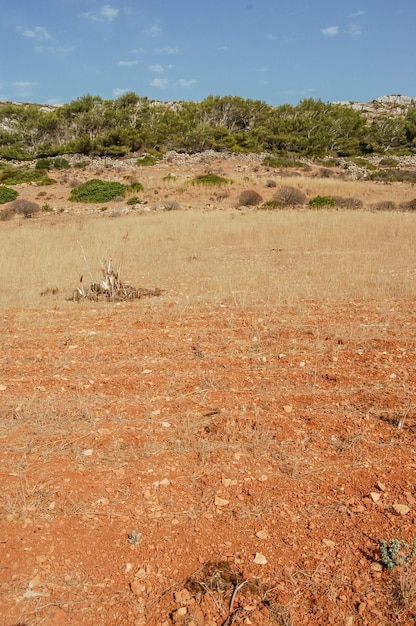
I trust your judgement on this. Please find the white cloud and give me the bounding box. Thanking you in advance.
[151,78,168,88]
[149,64,164,73]
[23,26,51,41]
[349,10,365,18]
[100,5,119,21]
[113,87,129,96]
[144,24,162,38]
[12,81,39,88]
[345,24,362,36]
[81,5,119,21]
[178,78,196,88]
[322,25,339,36]
[118,60,139,67]
[156,46,180,54]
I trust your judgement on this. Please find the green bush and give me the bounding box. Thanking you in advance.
[0,186,18,204]
[258,200,283,210]
[263,155,304,169]
[136,154,160,166]
[191,173,231,186]
[127,197,140,205]
[35,158,52,170]
[69,179,126,203]
[0,165,54,186]
[128,182,144,193]
[309,195,336,209]
[369,169,416,183]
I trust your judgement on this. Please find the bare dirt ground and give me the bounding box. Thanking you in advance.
[1,155,416,626]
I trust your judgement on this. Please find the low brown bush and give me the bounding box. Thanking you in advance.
[8,199,40,218]
[238,189,263,206]
[273,186,307,206]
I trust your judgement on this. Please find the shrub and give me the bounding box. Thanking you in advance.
[333,196,363,210]
[309,195,336,209]
[369,169,416,183]
[379,157,397,167]
[0,186,18,204]
[273,185,307,206]
[191,173,230,186]
[0,165,54,186]
[35,158,52,170]
[128,182,144,193]
[371,200,396,211]
[263,155,304,169]
[163,199,181,211]
[69,179,126,203]
[266,179,277,188]
[9,199,40,218]
[136,154,160,166]
[0,206,15,221]
[314,167,334,178]
[400,198,416,211]
[53,157,71,170]
[258,200,282,210]
[238,189,263,206]
[127,197,140,206]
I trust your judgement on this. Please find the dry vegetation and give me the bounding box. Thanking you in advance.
[1,155,416,626]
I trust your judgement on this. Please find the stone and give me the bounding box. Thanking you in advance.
[322,539,336,549]
[370,492,381,502]
[253,552,267,565]
[392,503,410,516]
[215,496,229,507]
[256,530,269,540]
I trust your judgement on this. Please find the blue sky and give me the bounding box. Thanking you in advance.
[0,0,414,106]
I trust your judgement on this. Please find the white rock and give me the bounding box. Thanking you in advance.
[253,552,267,565]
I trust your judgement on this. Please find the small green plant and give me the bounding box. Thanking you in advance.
[191,173,231,186]
[258,200,282,210]
[42,203,53,212]
[127,197,140,206]
[35,158,52,170]
[127,182,144,193]
[263,155,304,169]
[380,539,416,570]
[162,173,177,182]
[69,179,126,203]
[0,186,18,204]
[136,154,160,166]
[309,195,336,209]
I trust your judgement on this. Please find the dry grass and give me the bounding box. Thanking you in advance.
[0,209,415,308]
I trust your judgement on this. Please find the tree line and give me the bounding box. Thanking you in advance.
[0,92,415,160]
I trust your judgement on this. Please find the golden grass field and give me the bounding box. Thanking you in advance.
[1,156,416,625]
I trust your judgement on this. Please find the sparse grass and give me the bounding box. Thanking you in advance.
[0,209,415,307]
[191,173,231,185]
[0,185,18,204]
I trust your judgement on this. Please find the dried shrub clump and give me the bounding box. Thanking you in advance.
[371,200,397,211]
[273,185,307,207]
[69,259,164,302]
[400,198,416,211]
[333,196,363,210]
[8,199,40,218]
[238,189,263,206]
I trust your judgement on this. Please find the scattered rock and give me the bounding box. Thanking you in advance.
[214,496,229,507]
[392,503,410,516]
[253,552,267,565]
[256,530,269,540]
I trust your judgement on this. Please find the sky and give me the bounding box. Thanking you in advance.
[0,0,414,107]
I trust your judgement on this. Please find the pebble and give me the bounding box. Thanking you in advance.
[253,552,267,565]
[215,496,229,507]
[392,503,410,516]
